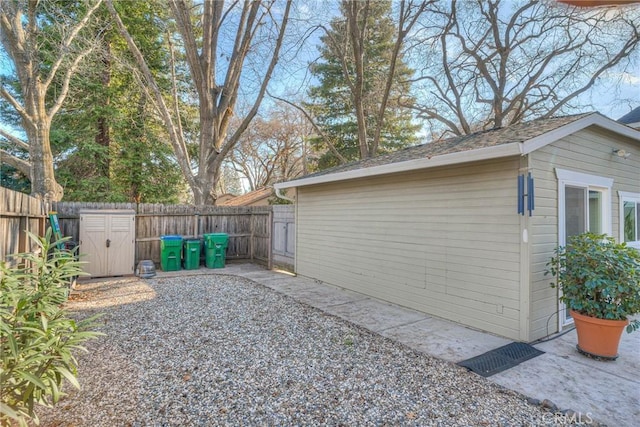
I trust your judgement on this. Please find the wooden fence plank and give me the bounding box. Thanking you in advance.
[1,187,46,263]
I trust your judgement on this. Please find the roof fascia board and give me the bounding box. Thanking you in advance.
[275,142,523,190]
[522,113,640,154]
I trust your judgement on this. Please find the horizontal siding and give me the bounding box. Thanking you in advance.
[296,158,522,340]
[528,126,640,340]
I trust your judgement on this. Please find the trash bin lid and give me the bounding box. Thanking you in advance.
[161,235,183,240]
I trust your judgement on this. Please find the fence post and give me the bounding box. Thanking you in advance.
[249,211,254,261]
[267,208,273,270]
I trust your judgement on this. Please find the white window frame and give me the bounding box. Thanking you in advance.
[556,169,613,246]
[556,168,613,328]
[619,191,640,249]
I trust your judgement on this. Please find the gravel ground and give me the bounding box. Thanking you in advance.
[38,275,581,426]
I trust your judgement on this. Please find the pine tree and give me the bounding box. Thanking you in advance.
[52,2,187,203]
[307,0,419,170]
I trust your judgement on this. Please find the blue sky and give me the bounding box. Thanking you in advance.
[589,72,640,120]
[1,0,639,137]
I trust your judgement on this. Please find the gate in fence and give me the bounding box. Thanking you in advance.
[272,205,295,269]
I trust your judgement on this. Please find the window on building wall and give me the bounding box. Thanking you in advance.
[619,192,640,248]
[556,169,613,247]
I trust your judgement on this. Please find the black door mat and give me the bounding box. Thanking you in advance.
[457,342,545,377]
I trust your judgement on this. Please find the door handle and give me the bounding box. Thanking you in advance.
[106,239,111,248]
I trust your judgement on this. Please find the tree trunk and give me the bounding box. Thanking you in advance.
[192,110,219,205]
[193,153,224,205]
[106,0,291,205]
[25,118,63,202]
[0,1,102,202]
[96,35,111,178]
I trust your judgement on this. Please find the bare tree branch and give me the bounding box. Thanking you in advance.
[42,0,104,90]
[0,86,30,123]
[227,105,309,190]
[0,148,31,176]
[344,0,369,158]
[268,92,347,164]
[371,0,428,155]
[0,128,30,151]
[106,0,292,204]
[410,0,640,136]
[48,45,95,120]
[0,0,103,200]
[222,1,293,159]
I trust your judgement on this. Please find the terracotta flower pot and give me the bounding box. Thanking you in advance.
[570,310,629,359]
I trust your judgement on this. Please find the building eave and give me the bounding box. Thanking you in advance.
[275,142,523,190]
[275,112,640,191]
[521,113,640,154]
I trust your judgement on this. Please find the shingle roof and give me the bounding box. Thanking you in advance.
[299,113,593,180]
[618,107,640,125]
[219,187,272,206]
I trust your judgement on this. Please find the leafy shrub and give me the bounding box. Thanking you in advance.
[1,229,101,426]
[547,232,640,333]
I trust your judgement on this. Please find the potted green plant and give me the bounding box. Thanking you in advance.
[547,232,640,359]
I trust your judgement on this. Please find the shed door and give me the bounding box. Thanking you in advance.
[80,213,135,277]
[80,214,108,277]
[107,214,136,276]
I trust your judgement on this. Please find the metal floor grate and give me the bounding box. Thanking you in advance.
[457,342,544,377]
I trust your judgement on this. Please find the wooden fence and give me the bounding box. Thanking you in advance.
[52,202,272,266]
[1,191,291,272]
[0,187,47,264]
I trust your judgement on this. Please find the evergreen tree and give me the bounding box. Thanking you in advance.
[52,1,187,203]
[307,0,419,170]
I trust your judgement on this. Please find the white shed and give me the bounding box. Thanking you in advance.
[79,209,136,277]
[275,113,640,342]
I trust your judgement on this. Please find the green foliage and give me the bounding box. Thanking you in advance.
[306,0,419,170]
[547,233,640,333]
[269,195,292,205]
[0,229,102,426]
[51,0,187,203]
[0,164,31,194]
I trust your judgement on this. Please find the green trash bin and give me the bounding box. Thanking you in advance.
[183,239,201,270]
[160,235,182,271]
[204,233,229,269]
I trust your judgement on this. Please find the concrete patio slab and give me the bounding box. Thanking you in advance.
[270,282,368,309]
[492,328,639,427]
[533,325,639,379]
[322,297,429,332]
[235,271,281,281]
[379,317,511,363]
[247,275,320,293]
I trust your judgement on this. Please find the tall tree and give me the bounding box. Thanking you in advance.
[51,2,187,203]
[216,164,243,196]
[409,0,640,137]
[306,0,425,169]
[228,105,310,191]
[106,0,292,205]
[0,0,103,201]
